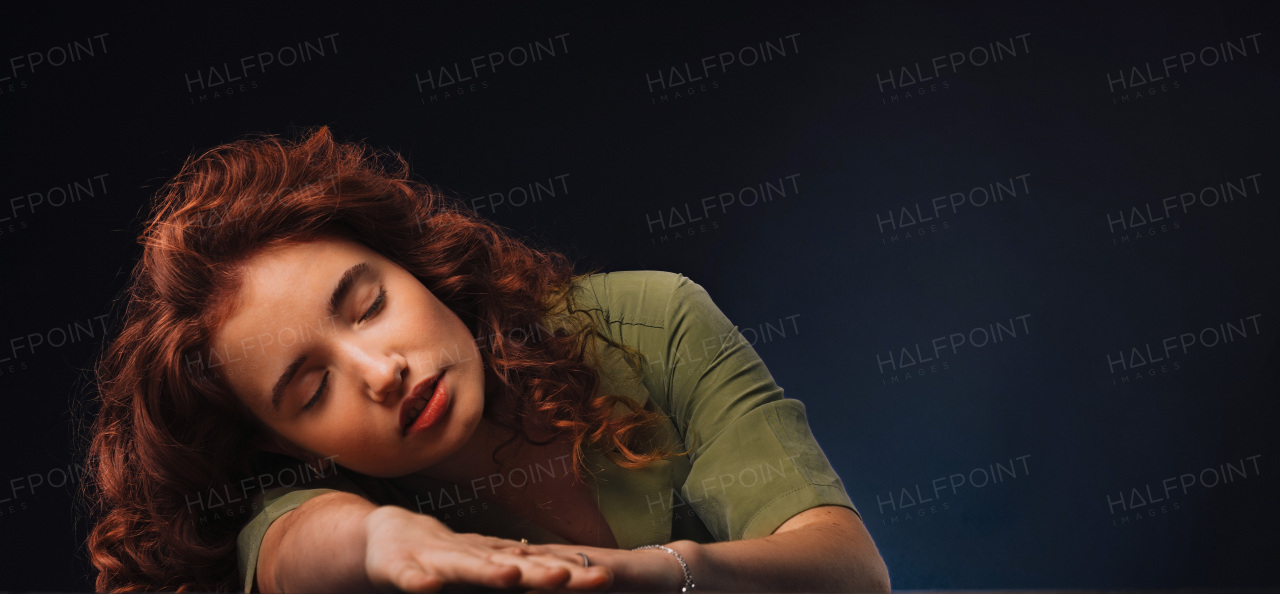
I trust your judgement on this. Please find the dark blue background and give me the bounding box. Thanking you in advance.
[1,2,1277,589]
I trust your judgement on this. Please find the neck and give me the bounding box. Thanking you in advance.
[414,419,577,496]
[415,377,570,488]
[414,417,517,486]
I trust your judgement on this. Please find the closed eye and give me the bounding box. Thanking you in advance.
[300,287,384,412]
[303,370,329,411]
[359,287,386,323]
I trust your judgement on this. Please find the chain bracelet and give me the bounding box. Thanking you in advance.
[632,544,695,592]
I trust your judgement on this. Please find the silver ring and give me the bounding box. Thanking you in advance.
[576,552,591,567]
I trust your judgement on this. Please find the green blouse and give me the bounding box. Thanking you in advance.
[235,270,859,593]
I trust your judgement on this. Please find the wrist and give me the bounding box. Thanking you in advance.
[667,540,702,591]
[634,540,701,592]
[360,504,401,538]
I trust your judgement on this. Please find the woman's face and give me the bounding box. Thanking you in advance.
[210,236,486,477]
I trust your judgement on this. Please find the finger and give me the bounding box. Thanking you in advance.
[519,544,593,560]
[503,556,573,589]
[565,566,613,591]
[512,554,611,591]
[416,549,524,590]
[458,533,529,550]
[552,565,613,591]
[383,559,445,593]
[508,551,590,572]
[524,549,599,571]
[402,547,574,591]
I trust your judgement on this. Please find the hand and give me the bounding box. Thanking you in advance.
[362,505,614,592]
[520,541,696,592]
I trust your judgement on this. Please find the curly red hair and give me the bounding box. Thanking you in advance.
[82,127,676,591]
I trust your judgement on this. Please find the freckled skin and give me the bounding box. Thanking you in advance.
[212,237,487,478]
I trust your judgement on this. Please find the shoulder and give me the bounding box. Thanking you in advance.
[568,270,708,329]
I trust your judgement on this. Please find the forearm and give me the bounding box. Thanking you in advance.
[260,492,610,594]
[259,491,381,593]
[665,507,890,593]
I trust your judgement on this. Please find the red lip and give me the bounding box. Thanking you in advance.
[400,372,442,436]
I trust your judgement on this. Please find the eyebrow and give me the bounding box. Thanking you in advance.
[269,261,372,412]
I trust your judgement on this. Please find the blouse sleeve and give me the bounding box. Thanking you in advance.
[631,271,859,541]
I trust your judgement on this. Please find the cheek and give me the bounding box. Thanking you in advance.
[307,412,387,459]
[408,301,477,360]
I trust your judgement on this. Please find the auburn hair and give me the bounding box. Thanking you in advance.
[82,127,676,591]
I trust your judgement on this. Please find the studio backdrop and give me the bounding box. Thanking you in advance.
[1,2,1277,590]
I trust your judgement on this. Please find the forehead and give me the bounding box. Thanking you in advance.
[231,237,369,318]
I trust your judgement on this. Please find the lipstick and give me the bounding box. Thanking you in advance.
[402,372,450,436]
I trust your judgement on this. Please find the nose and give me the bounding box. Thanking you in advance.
[336,340,406,403]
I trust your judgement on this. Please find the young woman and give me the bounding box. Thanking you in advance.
[83,127,890,592]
